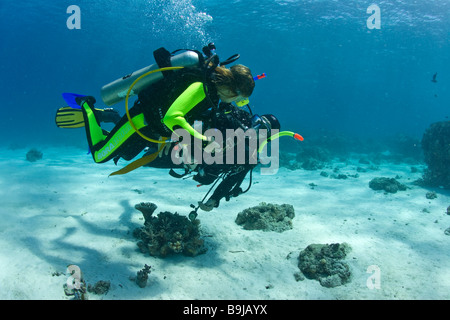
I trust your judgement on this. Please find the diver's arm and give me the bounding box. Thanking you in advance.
[163,82,209,141]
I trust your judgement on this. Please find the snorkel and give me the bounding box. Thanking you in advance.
[254,73,266,80]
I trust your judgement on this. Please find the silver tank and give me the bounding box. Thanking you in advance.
[100,50,201,106]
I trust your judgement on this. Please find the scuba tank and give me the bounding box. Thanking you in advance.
[100,50,201,106]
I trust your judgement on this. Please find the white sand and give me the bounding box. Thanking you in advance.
[0,146,449,300]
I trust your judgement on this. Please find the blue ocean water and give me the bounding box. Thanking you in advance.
[1,1,450,301]
[0,0,449,148]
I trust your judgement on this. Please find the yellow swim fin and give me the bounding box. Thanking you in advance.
[55,106,85,128]
[55,106,118,128]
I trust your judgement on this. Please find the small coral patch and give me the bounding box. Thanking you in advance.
[133,202,207,258]
[235,202,295,232]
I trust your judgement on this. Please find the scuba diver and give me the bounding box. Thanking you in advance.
[55,43,303,217]
[56,44,255,165]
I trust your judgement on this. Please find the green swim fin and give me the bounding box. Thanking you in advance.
[55,106,85,128]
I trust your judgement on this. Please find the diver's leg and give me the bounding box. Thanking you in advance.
[78,96,150,163]
[78,97,108,154]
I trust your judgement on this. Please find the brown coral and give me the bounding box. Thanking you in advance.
[133,202,207,258]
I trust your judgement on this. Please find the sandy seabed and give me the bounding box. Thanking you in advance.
[0,146,449,300]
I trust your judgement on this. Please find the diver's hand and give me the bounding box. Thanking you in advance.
[198,199,217,212]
